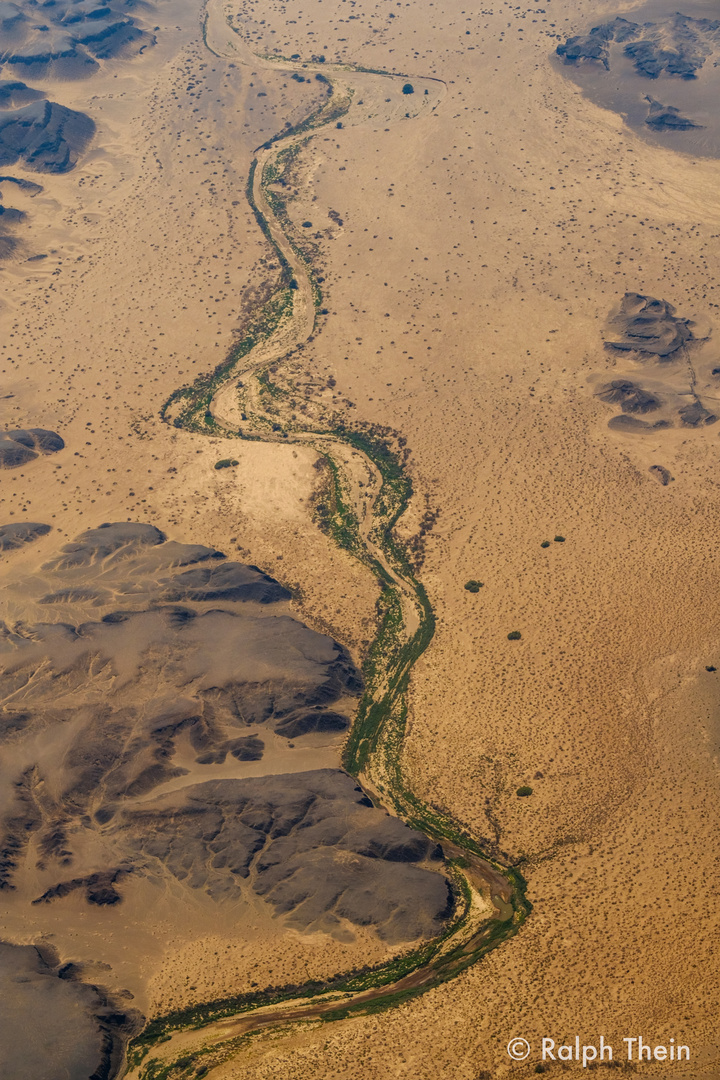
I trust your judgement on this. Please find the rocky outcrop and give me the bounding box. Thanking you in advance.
[645,97,701,131]
[0,428,64,467]
[0,941,142,1080]
[558,13,720,79]
[0,521,50,550]
[596,379,661,413]
[0,525,451,947]
[604,294,693,357]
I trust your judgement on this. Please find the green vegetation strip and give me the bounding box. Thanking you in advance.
[160,283,292,432]
[140,54,531,1080]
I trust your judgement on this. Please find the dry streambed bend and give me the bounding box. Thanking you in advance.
[0,6,526,1080]
[115,9,528,1078]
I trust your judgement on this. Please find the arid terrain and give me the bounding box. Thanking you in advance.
[1,0,719,1076]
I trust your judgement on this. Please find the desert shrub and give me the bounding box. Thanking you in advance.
[516,786,533,797]
[507,630,522,641]
[214,459,239,470]
[402,83,414,94]
[540,540,550,548]
[464,579,484,593]
[554,535,565,543]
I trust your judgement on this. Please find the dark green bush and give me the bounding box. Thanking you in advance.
[554,535,565,543]
[540,540,550,548]
[214,459,239,470]
[516,786,533,797]
[507,630,522,641]
[402,83,414,94]
[464,579,484,593]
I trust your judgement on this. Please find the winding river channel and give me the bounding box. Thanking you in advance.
[125,6,530,1077]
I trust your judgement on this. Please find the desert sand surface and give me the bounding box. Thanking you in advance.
[1,0,720,1075]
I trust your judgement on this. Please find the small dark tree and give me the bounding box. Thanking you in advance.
[402,82,414,94]
[507,630,522,641]
[517,786,533,797]
[464,579,484,593]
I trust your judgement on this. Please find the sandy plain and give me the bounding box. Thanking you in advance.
[1,0,720,1075]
